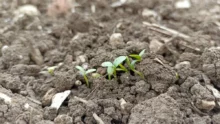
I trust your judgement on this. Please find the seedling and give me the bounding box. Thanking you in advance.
[47,66,57,75]
[75,66,96,87]
[101,56,127,80]
[176,72,179,80]
[126,56,144,79]
[129,49,145,61]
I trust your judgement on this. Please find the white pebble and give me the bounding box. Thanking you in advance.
[175,0,191,9]
[14,5,40,17]
[24,103,30,110]
[109,33,124,47]
[0,93,11,104]
[1,45,9,54]
[50,90,71,110]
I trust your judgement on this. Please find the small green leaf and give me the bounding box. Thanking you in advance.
[118,64,128,72]
[139,49,145,57]
[126,56,130,64]
[130,60,137,70]
[48,69,54,75]
[101,62,113,67]
[113,56,126,67]
[116,68,124,71]
[86,69,96,74]
[75,66,85,74]
[131,60,137,66]
[176,72,179,79]
[133,69,144,79]
[107,66,114,75]
[47,66,57,75]
[129,54,141,61]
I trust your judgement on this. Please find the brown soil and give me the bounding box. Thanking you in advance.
[1,0,220,124]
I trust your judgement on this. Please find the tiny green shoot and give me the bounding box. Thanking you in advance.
[129,49,145,61]
[101,56,127,80]
[176,72,179,80]
[47,66,58,75]
[126,56,144,79]
[75,66,96,87]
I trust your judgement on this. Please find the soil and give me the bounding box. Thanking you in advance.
[0,0,220,124]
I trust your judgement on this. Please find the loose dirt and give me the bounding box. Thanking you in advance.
[0,0,220,124]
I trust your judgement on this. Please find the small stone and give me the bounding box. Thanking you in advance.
[142,9,158,18]
[0,92,11,104]
[175,0,191,9]
[109,33,124,48]
[76,55,87,63]
[20,91,28,96]
[75,80,82,86]
[14,5,40,17]
[196,100,215,112]
[149,39,163,53]
[50,90,71,110]
[175,61,191,69]
[1,45,9,54]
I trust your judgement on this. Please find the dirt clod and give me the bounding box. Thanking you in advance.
[129,93,184,124]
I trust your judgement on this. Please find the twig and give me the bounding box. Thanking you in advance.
[143,21,202,53]
[143,21,190,40]
[153,58,166,67]
[93,113,105,124]
[74,96,88,104]
[26,81,37,99]
[86,83,99,99]
[27,97,42,105]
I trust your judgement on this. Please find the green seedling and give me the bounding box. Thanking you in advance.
[126,56,144,79]
[129,49,145,61]
[47,66,58,75]
[176,72,179,80]
[101,56,127,80]
[75,66,96,87]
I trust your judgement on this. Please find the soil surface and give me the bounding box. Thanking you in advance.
[1,0,220,124]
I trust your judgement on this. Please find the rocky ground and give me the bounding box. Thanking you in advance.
[0,0,220,124]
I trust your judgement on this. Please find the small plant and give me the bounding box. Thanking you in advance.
[101,56,127,80]
[47,66,58,75]
[126,56,144,79]
[129,49,145,61]
[176,72,179,80]
[75,66,96,87]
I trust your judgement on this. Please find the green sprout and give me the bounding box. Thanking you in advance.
[101,56,127,80]
[129,49,145,61]
[47,66,58,75]
[176,72,179,80]
[126,56,144,79]
[75,66,96,87]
